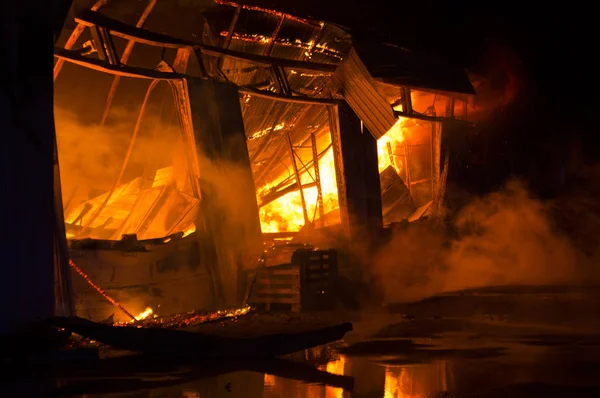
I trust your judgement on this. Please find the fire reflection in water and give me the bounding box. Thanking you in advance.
[323,356,346,398]
[384,361,449,398]
[262,355,448,398]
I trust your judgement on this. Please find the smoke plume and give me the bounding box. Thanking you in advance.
[370,179,598,303]
[55,106,186,211]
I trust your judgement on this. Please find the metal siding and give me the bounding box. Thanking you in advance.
[332,48,396,140]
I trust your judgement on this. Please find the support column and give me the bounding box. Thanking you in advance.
[0,1,69,333]
[186,78,263,306]
[331,101,383,253]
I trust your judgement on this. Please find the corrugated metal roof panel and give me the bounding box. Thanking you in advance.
[332,47,396,140]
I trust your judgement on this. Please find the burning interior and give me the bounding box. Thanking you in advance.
[54,0,475,322]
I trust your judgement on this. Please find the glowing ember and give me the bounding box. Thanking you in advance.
[116,305,253,328]
[249,122,285,140]
[182,224,196,237]
[377,118,407,174]
[134,306,155,321]
[69,259,137,322]
[259,147,340,233]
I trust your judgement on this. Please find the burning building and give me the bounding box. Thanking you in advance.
[54,0,475,321]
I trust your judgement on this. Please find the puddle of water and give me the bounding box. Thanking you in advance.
[31,339,600,398]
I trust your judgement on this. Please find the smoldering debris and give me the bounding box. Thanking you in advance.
[370,179,599,304]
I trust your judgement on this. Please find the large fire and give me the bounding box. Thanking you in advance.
[259,147,340,233]
[63,165,197,241]
[377,117,407,175]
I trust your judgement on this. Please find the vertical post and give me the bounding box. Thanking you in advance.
[1,0,62,333]
[285,131,310,226]
[329,101,382,250]
[404,141,412,195]
[54,138,75,317]
[185,78,263,306]
[311,132,325,224]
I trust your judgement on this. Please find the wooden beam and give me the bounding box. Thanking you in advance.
[75,10,337,73]
[223,5,242,49]
[54,47,184,80]
[264,15,285,56]
[214,0,321,27]
[394,110,444,123]
[238,86,336,106]
[55,48,335,107]
[54,0,107,80]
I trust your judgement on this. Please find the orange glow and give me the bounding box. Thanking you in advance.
[258,146,340,233]
[384,362,448,398]
[182,224,196,237]
[384,368,415,398]
[378,118,407,174]
[263,374,275,387]
[324,357,346,398]
[64,166,198,241]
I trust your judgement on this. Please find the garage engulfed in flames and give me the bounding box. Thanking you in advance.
[53,0,475,321]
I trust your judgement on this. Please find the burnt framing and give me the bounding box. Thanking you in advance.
[53,3,355,264]
[54,1,453,251]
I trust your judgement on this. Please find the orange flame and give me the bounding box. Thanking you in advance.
[258,147,340,233]
[377,118,407,175]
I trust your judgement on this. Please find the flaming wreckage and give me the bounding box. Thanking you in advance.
[53,0,475,322]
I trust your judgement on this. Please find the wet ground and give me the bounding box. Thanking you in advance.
[3,285,600,397]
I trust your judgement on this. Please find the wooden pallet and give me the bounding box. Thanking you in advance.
[246,264,301,312]
[294,249,337,311]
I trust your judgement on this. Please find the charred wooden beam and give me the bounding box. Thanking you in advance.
[54,47,183,80]
[272,65,292,96]
[214,0,322,27]
[393,110,444,123]
[238,86,336,106]
[54,0,107,80]
[55,47,333,108]
[74,10,337,73]
[173,48,191,73]
[223,5,242,49]
[264,15,285,56]
[89,26,119,65]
